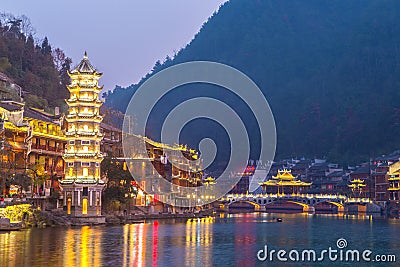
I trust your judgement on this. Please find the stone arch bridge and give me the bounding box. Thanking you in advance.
[220,193,375,213]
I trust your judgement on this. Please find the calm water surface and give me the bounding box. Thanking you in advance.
[1,213,399,267]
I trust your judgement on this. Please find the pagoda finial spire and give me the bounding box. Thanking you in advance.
[70,51,97,74]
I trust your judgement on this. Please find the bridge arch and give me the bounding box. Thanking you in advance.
[313,200,345,212]
[285,200,312,212]
[227,199,261,210]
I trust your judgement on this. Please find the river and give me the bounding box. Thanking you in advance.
[1,213,399,266]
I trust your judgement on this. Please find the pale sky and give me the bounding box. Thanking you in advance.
[1,0,228,91]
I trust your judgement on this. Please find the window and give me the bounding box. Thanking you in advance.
[69,140,75,145]
[83,168,88,177]
[81,140,90,145]
[81,162,90,167]
[67,162,74,167]
[95,162,100,167]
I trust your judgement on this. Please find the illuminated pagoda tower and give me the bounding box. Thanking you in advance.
[60,52,105,219]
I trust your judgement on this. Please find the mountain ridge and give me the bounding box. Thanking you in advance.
[103,0,400,164]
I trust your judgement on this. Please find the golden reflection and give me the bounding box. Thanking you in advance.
[1,232,12,266]
[63,228,76,267]
[63,226,102,267]
[81,226,89,267]
[185,217,214,267]
[0,229,32,267]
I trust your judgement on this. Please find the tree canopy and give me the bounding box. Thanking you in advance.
[0,13,70,111]
[103,0,400,164]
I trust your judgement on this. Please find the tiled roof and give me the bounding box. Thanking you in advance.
[0,102,23,112]
[327,171,344,177]
[100,122,121,132]
[23,108,55,123]
[70,52,97,74]
[352,165,370,175]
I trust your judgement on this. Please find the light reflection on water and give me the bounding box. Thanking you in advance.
[0,213,399,267]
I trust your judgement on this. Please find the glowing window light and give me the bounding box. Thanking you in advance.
[82,198,88,215]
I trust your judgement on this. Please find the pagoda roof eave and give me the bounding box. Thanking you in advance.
[260,181,311,187]
[60,179,105,185]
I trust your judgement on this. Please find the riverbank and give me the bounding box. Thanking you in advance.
[2,212,399,266]
[105,210,216,225]
[2,202,396,229]
[1,202,218,228]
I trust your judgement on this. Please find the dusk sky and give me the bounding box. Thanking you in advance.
[1,0,228,91]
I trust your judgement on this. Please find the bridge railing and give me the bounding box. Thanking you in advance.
[220,194,372,205]
[223,193,348,200]
[346,198,372,203]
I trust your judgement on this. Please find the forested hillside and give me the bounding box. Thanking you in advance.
[0,13,70,111]
[104,0,400,163]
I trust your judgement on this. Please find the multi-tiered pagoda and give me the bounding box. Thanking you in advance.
[60,52,105,219]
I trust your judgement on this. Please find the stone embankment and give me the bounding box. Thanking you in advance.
[105,209,216,225]
[27,210,72,228]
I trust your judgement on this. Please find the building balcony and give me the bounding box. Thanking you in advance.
[66,114,102,121]
[30,148,63,157]
[63,152,103,159]
[66,101,102,108]
[30,144,63,153]
[32,129,65,139]
[65,130,103,137]
[388,186,400,191]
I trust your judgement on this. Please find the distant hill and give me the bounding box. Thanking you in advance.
[103,0,400,164]
[0,13,71,112]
